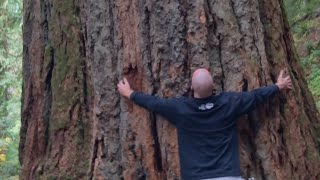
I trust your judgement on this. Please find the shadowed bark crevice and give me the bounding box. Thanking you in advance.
[43,0,53,153]
[242,78,248,91]
[143,3,163,173]
[217,36,225,91]
[149,112,163,172]
[89,138,99,180]
[43,45,54,155]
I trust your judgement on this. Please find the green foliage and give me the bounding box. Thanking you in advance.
[0,0,22,178]
[0,135,20,178]
[284,0,320,36]
[309,68,320,109]
[301,42,320,68]
[298,36,320,110]
[294,20,314,37]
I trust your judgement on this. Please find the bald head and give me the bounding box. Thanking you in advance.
[191,68,214,98]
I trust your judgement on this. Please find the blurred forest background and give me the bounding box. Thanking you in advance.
[0,0,319,179]
[0,0,22,179]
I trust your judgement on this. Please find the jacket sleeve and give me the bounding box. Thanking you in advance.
[231,84,279,116]
[130,91,180,125]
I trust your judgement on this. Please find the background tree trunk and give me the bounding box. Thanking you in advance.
[19,0,320,179]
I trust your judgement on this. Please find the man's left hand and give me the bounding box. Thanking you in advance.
[276,70,293,90]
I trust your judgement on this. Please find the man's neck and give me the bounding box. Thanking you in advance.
[194,93,212,99]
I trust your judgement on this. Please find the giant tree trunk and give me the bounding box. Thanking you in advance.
[19,0,320,179]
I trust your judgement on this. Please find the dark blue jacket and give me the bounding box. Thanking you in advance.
[130,85,279,180]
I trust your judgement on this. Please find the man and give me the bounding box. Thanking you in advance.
[117,68,292,180]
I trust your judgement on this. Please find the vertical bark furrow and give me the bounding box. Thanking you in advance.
[89,138,99,180]
[204,0,224,92]
[145,1,188,179]
[85,0,122,179]
[207,0,244,91]
[139,2,169,178]
[42,44,54,175]
[218,37,225,91]
[40,0,53,162]
[149,112,163,172]
[231,0,270,85]
[140,1,164,176]
[116,0,151,179]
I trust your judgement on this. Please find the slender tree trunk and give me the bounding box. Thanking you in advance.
[20,0,320,179]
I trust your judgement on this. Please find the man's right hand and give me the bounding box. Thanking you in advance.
[276,70,293,90]
[117,77,134,98]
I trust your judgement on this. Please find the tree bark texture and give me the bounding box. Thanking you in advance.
[19,0,320,179]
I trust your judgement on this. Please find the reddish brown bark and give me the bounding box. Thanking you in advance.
[20,0,320,179]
